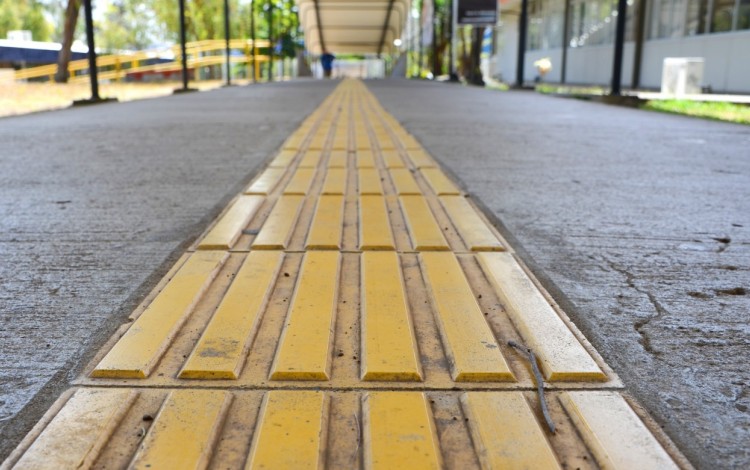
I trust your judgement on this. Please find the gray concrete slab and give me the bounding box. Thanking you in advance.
[368,79,749,469]
[0,80,337,459]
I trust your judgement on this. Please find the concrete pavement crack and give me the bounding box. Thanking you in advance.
[600,255,666,357]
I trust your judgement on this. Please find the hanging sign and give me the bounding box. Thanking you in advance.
[457,0,498,25]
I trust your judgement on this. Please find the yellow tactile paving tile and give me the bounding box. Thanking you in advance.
[358,168,384,195]
[269,149,297,167]
[477,252,607,382]
[356,150,377,168]
[389,168,422,195]
[420,252,514,382]
[247,391,327,469]
[283,168,316,195]
[305,196,344,249]
[327,150,348,168]
[180,251,282,379]
[9,388,137,470]
[321,168,347,195]
[251,195,304,250]
[399,195,450,250]
[197,195,264,250]
[461,392,561,469]
[270,252,340,380]
[560,391,681,470]
[3,80,689,470]
[358,195,396,250]
[91,250,227,379]
[298,149,323,168]
[244,168,285,195]
[4,389,684,469]
[440,196,505,251]
[361,252,421,381]
[363,392,442,470]
[130,390,231,469]
[406,149,435,168]
[381,150,405,168]
[421,167,461,195]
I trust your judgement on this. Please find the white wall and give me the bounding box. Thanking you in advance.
[641,31,750,93]
[493,14,750,93]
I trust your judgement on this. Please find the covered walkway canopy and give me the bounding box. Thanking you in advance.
[296,0,410,56]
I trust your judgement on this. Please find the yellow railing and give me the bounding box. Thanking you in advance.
[14,39,272,82]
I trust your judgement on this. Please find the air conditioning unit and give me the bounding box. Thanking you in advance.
[661,58,704,95]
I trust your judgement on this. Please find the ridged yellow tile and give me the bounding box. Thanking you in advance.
[461,392,561,469]
[399,196,449,251]
[321,168,347,195]
[356,132,371,150]
[180,251,283,379]
[13,389,137,470]
[359,168,384,195]
[440,196,504,251]
[420,252,514,382]
[363,392,441,470]
[270,252,340,380]
[361,252,421,381]
[399,134,421,150]
[327,150,348,168]
[406,149,435,168]
[305,196,344,249]
[560,392,679,470]
[421,168,460,195]
[283,168,316,195]
[389,168,422,195]
[130,390,231,469]
[251,196,305,250]
[282,134,304,151]
[198,195,264,250]
[244,168,285,195]
[357,150,377,168]
[92,251,226,378]
[298,150,322,168]
[270,149,297,167]
[382,151,405,168]
[359,196,395,250]
[308,126,330,150]
[477,252,606,381]
[246,391,327,470]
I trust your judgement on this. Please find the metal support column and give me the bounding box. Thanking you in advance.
[610,0,628,95]
[83,0,100,100]
[179,0,189,90]
[268,1,274,82]
[449,0,457,80]
[515,0,528,87]
[224,0,231,85]
[561,0,570,84]
[251,0,258,82]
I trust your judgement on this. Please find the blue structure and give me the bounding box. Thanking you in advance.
[0,40,87,66]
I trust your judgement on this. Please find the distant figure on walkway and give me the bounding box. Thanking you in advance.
[321,51,335,78]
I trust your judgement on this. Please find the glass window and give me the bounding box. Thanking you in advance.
[711,0,736,32]
[651,0,689,38]
[685,0,709,35]
[738,0,750,29]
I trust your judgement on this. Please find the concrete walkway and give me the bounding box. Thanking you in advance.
[0,80,338,459]
[368,79,749,469]
[0,78,748,468]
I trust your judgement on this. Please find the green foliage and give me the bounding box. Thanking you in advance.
[0,0,53,42]
[642,99,750,125]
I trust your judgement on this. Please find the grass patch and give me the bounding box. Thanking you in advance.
[641,99,750,125]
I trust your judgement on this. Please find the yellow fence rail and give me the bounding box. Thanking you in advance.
[14,39,272,82]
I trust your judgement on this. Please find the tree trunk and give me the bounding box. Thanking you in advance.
[467,27,484,86]
[55,0,81,83]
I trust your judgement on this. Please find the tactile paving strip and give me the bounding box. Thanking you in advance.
[2,80,689,469]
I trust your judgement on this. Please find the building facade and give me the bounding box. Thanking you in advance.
[493,0,750,93]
